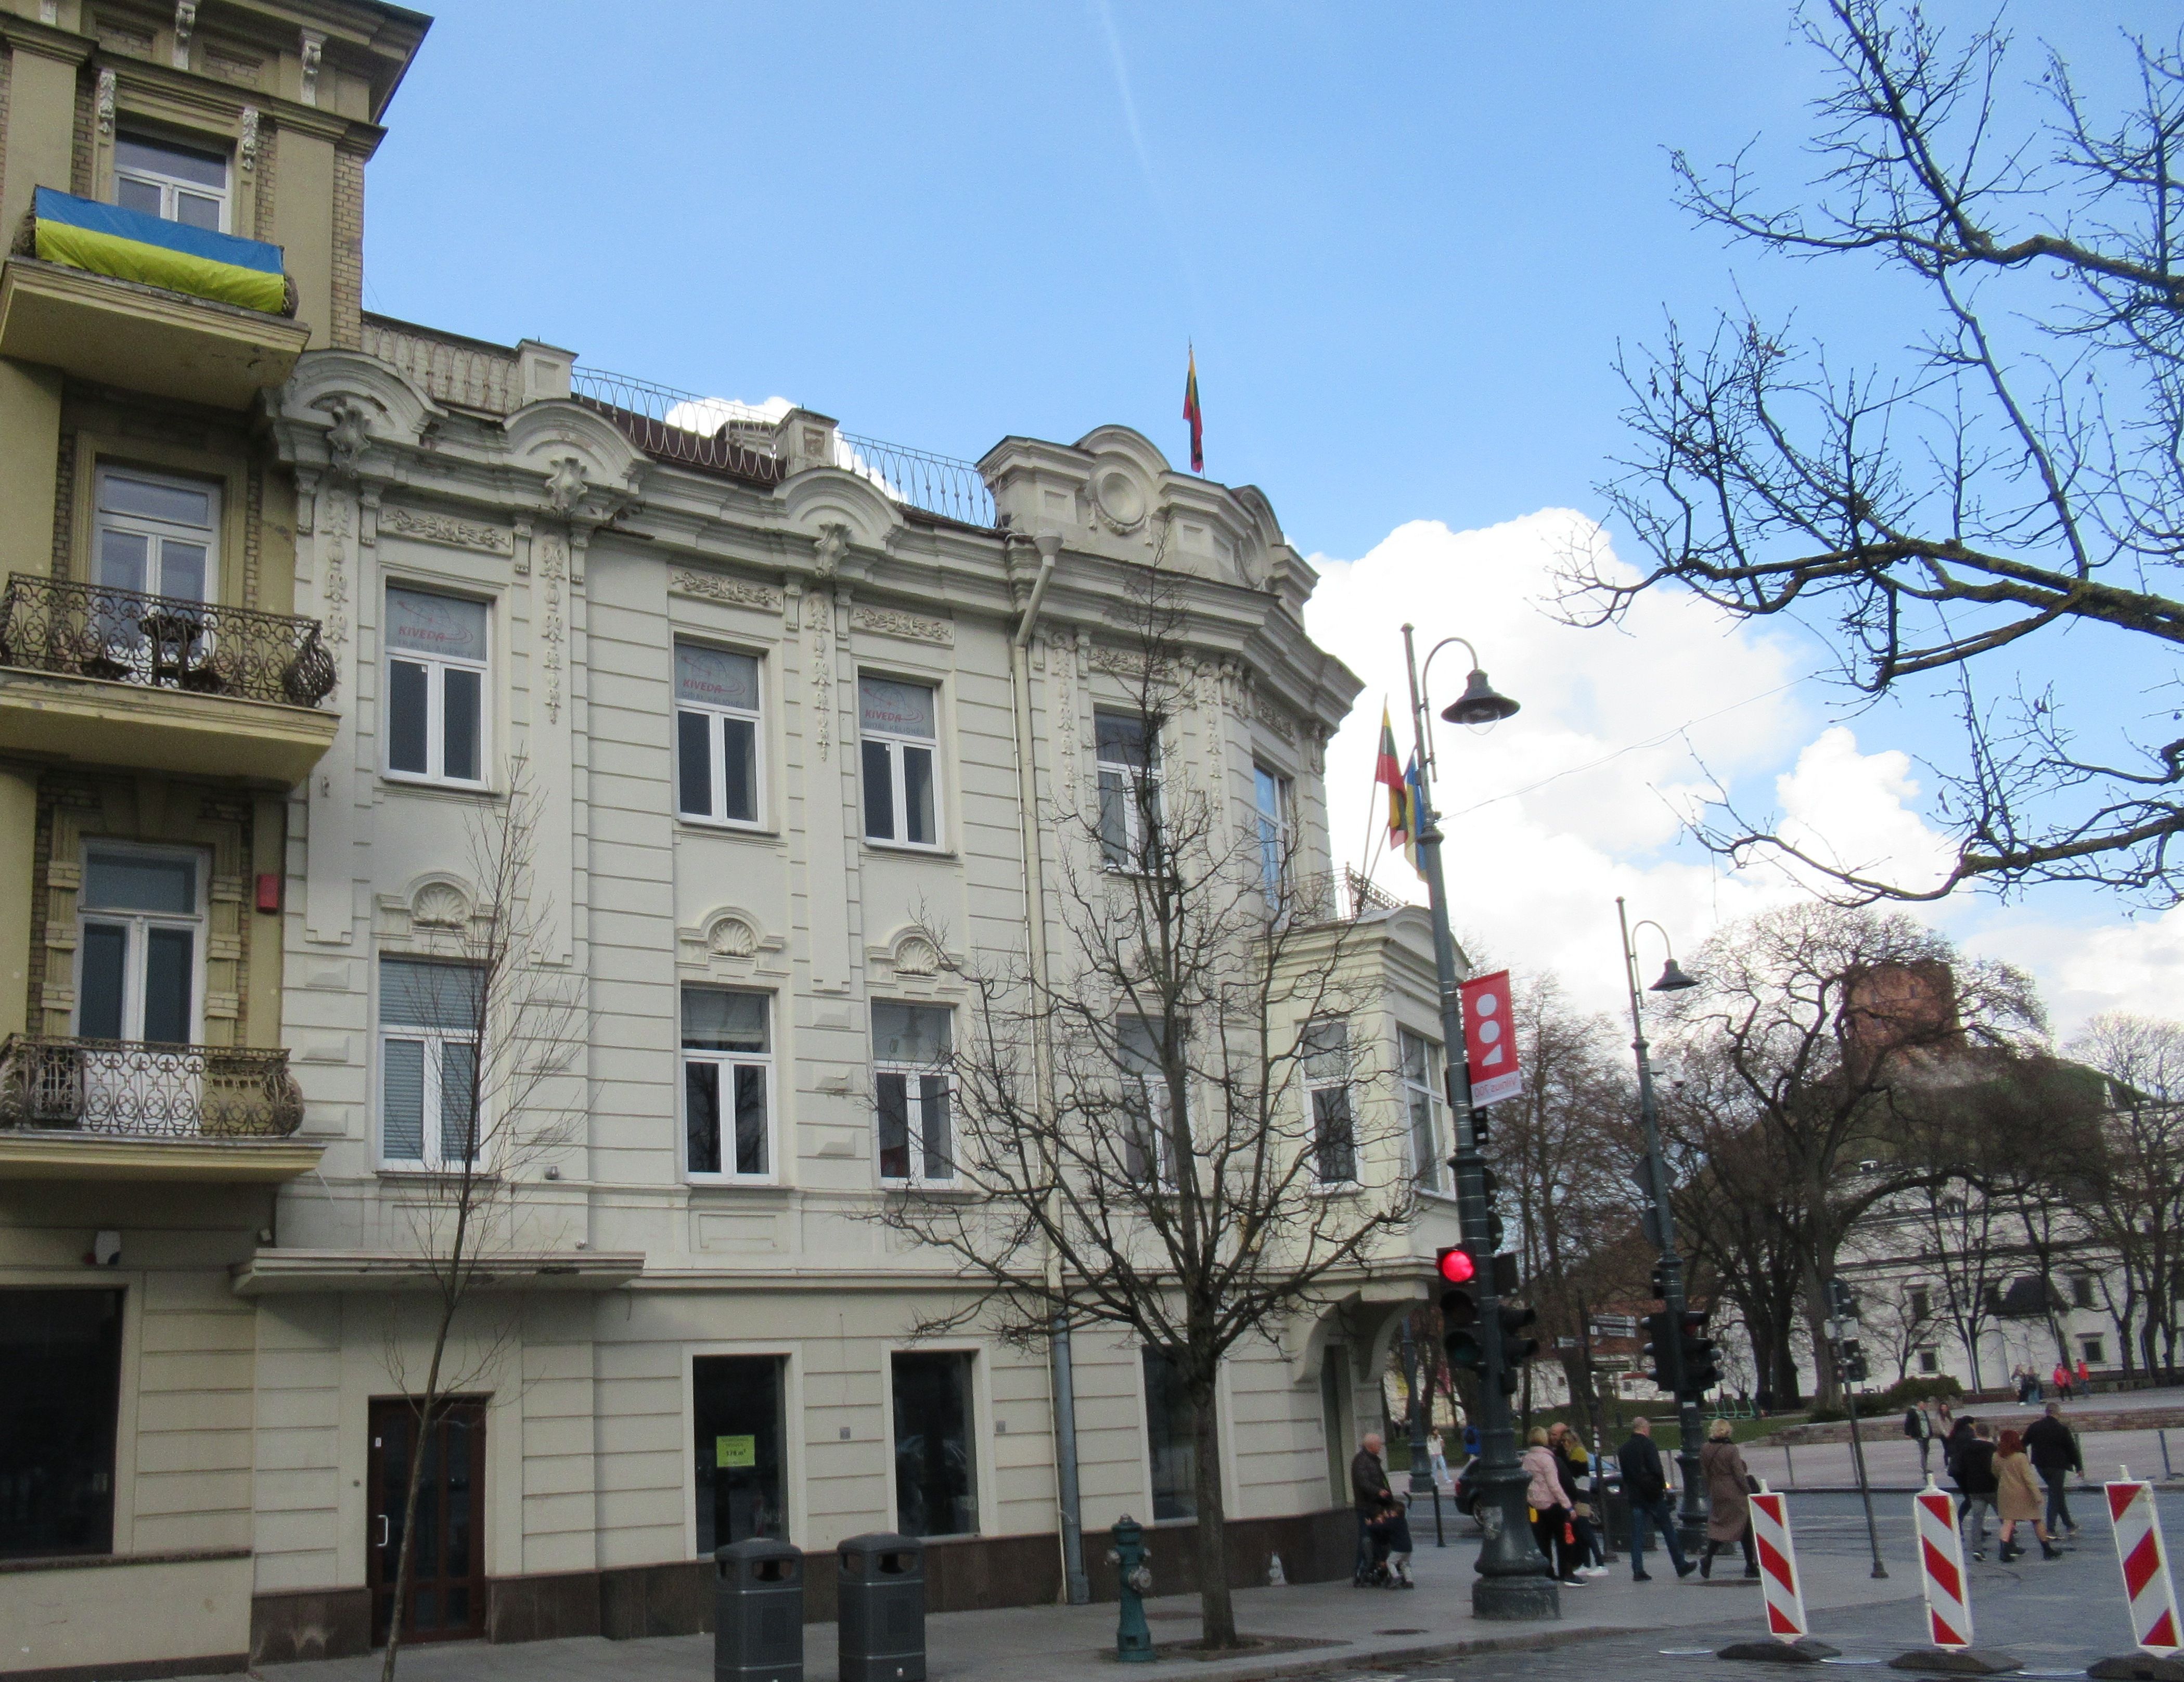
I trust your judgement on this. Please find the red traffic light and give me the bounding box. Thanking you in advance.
[1437,1247,1476,1286]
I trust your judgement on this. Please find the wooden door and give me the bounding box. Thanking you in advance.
[368,1398,486,1646]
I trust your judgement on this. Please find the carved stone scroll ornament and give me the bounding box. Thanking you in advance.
[313,396,377,481]
[851,604,953,646]
[806,590,833,762]
[381,505,515,556]
[544,456,589,517]
[238,107,259,174]
[539,535,568,724]
[95,69,115,137]
[671,571,781,612]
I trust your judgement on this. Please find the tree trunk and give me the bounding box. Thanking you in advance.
[379,1303,454,1682]
[1190,1380,1235,1647]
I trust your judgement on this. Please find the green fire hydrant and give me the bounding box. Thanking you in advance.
[1107,1514,1155,1663]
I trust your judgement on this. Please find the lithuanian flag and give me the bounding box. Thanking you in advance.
[1374,707,1414,864]
[1181,343,1203,473]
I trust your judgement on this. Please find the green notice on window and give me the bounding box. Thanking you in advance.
[715,1434,756,1469]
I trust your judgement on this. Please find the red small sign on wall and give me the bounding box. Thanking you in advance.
[1459,969,1522,1107]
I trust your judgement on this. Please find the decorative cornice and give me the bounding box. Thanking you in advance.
[380,504,513,556]
[671,570,782,612]
[852,604,953,646]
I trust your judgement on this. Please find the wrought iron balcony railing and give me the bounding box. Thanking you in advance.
[0,574,336,707]
[0,1035,304,1139]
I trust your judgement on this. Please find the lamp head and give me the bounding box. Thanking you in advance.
[1651,958,1699,993]
[1441,668,1520,727]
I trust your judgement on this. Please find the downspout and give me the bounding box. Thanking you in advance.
[1009,531,1086,1603]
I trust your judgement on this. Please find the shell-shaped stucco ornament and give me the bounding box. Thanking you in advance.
[412,882,470,929]
[708,915,759,959]
[893,934,941,977]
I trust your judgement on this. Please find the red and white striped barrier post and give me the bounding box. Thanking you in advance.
[1890,1479,2020,1675]
[2098,1474,2184,1668]
[1716,1483,1839,1664]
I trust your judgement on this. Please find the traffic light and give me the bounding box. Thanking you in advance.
[1837,1338,1868,1385]
[1827,1277,1860,1319]
[1437,1246,1484,1371]
[1640,1309,1674,1388]
[1678,1308,1719,1395]
[1496,1303,1539,1395]
[1477,1166,1506,1252]
[1650,1263,1668,1302]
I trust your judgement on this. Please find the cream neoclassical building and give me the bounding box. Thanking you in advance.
[0,4,1460,1678]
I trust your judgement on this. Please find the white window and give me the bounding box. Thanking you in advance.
[683,987,773,1180]
[860,677,940,846]
[113,131,229,232]
[385,586,488,787]
[675,643,763,827]
[1097,710,1161,869]
[1119,1016,1181,1188]
[1303,1019,1356,1186]
[1400,1029,1446,1192]
[95,468,217,605]
[1255,765,1292,902]
[378,958,483,1169]
[76,846,203,1045]
[874,1002,952,1185]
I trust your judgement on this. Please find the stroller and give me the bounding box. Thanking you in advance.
[1360,1494,1417,1588]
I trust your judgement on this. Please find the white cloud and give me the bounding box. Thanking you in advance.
[1301,508,2182,1041]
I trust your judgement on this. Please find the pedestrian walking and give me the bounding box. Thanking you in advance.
[1522,1426,1583,1586]
[1994,1429,2062,1561]
[1351,1432,1392,1586]
[2053,1360,2072,1401]
[1462,1420,1481,1460]
[1904,1397,1936,1480]
[1428,1429,1449,1486]
[1549,1423,1608,1575]
[2024,1400,2083,1540]
[1699,1418,1761,1579]
[1954,1420,2000,1560]
[1617,1417,1697,1582]
[1943,1412,1974,1482]
[2077,1356,2092,1394]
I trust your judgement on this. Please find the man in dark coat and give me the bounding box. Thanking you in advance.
[2024,1401,2083,1540]
[1352,1432,1392,1585]
[1617,1417,1695,1582]
[1953,1419,2000,1560]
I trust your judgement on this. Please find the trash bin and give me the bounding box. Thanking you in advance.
[716,1537,805,1682]
[837,1532,925,1682]
[1602,1486,1633,1551]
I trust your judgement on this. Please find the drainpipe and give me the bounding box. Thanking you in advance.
[1009,531,1087,1603]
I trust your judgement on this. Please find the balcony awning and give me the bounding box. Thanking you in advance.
[31,187,289,316]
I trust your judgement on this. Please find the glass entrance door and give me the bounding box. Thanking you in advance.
[368,1398,486,1646]
[692,1355,787,1553]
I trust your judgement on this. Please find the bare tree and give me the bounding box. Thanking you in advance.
[1564,2,2184,904]
[378,761,581,1681]
[1863,1279,1943,1384]
[1654,902,2042,1403]
[876,577,1416,1648]
[2071,1013,2184,1378]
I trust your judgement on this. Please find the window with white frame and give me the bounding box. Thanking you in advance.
[1399,1029,1445,1192]
[76,847,203,1045]
[1119,1016,1181,1187]
[1303,1018,1357,1185]
[860,677,939,846]
[386,586,488,786]
[675,643,763,827]
[875,1002,952,1184]
[1097,710,1161,869]
[95,468,217,605]
[379,958,483,1169]
[1255,765,1293,903]
[113,131,229,231]
[683,987,773,1180]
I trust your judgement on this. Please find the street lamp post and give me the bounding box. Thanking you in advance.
[1401,624,1559,1621]
[1616,898,1708,1551]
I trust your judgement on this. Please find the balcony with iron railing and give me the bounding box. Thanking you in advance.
[0,1036,320,1182]
[0,573,340,784]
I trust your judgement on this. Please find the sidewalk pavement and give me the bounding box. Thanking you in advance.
[226,1511,1931,1682]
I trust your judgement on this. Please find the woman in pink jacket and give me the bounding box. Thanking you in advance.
[1522,1427,1582,1585]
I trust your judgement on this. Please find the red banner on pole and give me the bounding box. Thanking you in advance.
[1459,970,1521,1106]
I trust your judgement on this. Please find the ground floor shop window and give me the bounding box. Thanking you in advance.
[1144,1346,1198,1521]
[694,1355,787,1553]
[0,1289,123,1558]
[891,1351,977,1537]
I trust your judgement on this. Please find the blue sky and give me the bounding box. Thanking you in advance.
[362,2,2170,1034]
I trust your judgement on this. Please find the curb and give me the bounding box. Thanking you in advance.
[1123,1622,1652,1682]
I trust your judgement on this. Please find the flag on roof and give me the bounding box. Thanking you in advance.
[1182,343,1203,473]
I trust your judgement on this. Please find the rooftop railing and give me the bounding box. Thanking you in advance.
[0,574,337,707]
[0,1036,304,1139]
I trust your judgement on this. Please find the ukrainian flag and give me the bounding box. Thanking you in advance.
[32,187,288,316]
